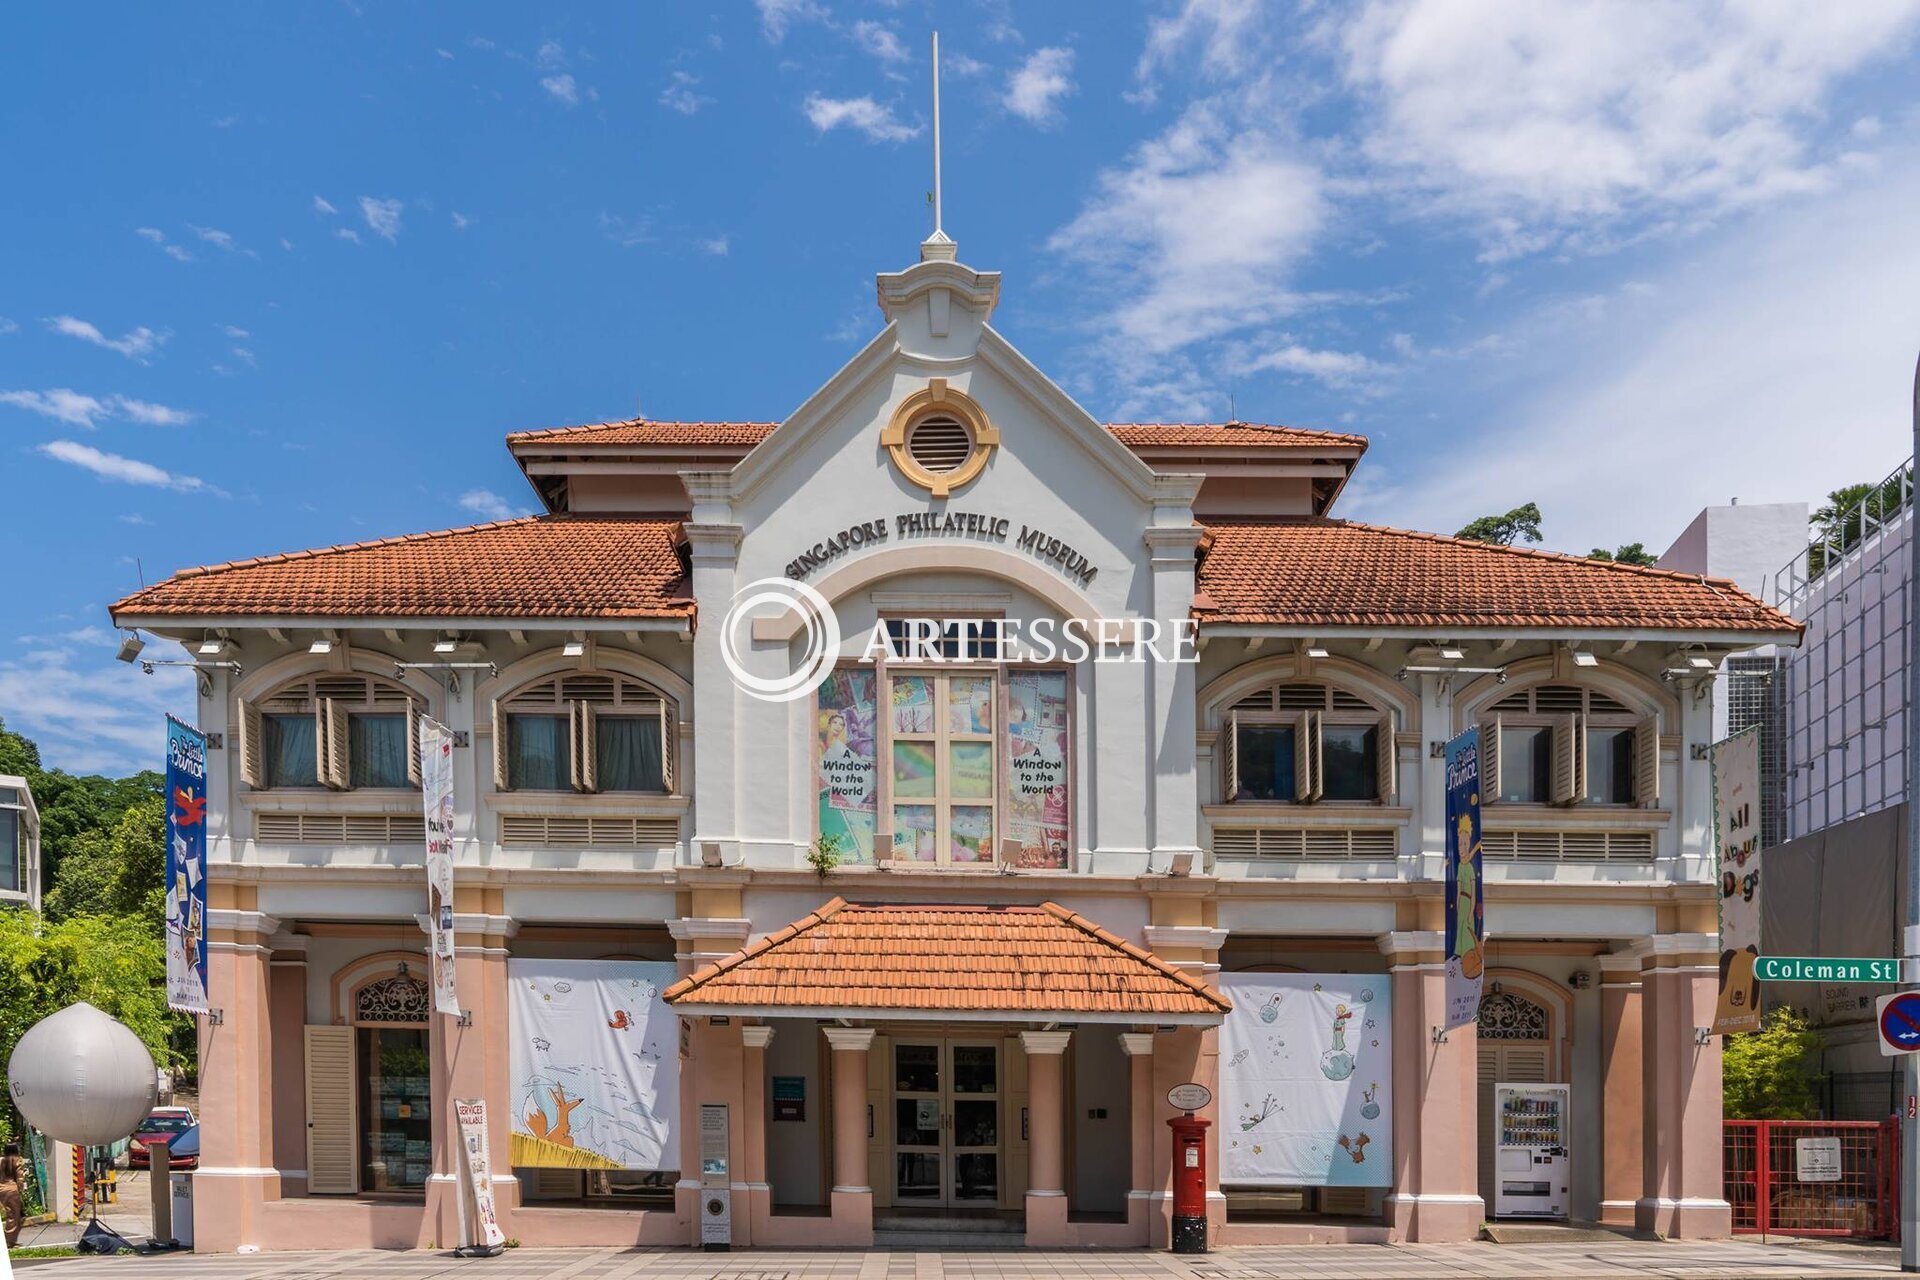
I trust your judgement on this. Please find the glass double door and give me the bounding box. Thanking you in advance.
[892,1039,1001,1208]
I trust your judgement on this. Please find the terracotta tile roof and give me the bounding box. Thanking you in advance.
[663,898,1231,1022]
[508,418,1365,452]
[1107,422,1368,450]
[1194,518,1799,634]
[508,419,780,447]
[109,515,693,622]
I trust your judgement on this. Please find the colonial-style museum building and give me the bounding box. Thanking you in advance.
[112,233,1797,1253]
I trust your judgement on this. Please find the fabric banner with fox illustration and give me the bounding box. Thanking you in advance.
[507,959,680,1170]
[1219,973,1393,1187]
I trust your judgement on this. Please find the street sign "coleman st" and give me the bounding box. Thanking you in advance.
[1755,956,1901,983]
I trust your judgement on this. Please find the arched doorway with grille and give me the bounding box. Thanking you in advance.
[1474,969,1572,1214]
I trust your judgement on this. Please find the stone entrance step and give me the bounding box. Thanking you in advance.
[1482,1221,1644,1244]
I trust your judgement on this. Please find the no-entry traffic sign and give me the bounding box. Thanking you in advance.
[1877,991,1920,1057]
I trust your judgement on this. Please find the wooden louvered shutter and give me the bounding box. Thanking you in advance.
[492,701,509,791]
[1633,714,1659,807]
[405,701,422,787]
[304,1025,356,1194]
[1480,716,1501,801]
[573,701,596,793]
[658,702,673,792]
[1375,713,1396,804]
[238,700,266,789]
[323,700,350,790]
[1552,713,1582,806]
[1295,710,1324,803]
[1224,712,1240,802]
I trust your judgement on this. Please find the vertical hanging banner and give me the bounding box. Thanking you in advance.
[1443,726,1485,1028]
[164,716,210,1014]
[1712,726,1764,1035]
[421,715,460,1017]
[454,1098,507,1250]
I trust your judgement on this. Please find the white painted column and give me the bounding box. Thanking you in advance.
[1146,519,1205,869]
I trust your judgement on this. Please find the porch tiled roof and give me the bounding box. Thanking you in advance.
[662,898,1231,1023]
[109,514,693,622]
[1194,518,1800,635]
[506,418,1365,452]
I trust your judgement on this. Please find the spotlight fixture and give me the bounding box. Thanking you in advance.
[115,632,146,664]
[1686,654,1714,671]
[433,637,459,654]
[308,638,333,655]
[1166,851,1195,877]
[1304,645,1330,659]
[1571,650,1598,668]
[700,842,725,868]
[1437,646,1465,661]
[562,640,586,657]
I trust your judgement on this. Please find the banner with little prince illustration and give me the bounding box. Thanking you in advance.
[164,716,210,1015]
[1444,726,1485,1029]
[1219,973,1392,1186]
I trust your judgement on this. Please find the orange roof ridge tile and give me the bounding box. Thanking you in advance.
[508,418,782,444]
[1039,902,1231,1010]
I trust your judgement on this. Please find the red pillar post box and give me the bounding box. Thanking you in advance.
[1167,1115,1211,1253]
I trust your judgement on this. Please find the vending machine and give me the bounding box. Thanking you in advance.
[1493,1083,1570,1219]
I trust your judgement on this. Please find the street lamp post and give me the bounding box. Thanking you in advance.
[1905,348,1920,1273]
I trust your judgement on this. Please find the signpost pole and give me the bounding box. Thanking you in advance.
[1903,348,1919,1272]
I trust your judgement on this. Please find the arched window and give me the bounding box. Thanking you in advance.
[238,673,423,791]
[493,671,674,794]
[1476,988,1551,1040]
[1478,683,1656,807]
[354,962,431,1024]
[1222,680,1395,806]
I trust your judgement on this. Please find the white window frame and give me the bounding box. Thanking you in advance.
[493,672,675,796]
[1480,685,1657,810]
[1223,682,1394,807]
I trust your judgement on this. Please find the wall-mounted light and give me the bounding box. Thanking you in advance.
[308,638,333,655]
[433,637,460,654]
[1437,646,1465,660]
[562,640,586,657]
[1571,650,1598,668]
[1686,654,1714,671]
[197,637,229,657]
[1166,851,1195,877]
[700,842,725,868]
[115,632,146,664]
[1304,645,1330,659]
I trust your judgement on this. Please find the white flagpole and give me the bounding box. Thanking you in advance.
[931,31,942,235]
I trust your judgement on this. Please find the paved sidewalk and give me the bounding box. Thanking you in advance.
[6,1239,1902,1279]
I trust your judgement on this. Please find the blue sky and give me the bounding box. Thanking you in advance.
[6,0,1920,774]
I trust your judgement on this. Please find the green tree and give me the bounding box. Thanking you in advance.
[1456,502,1544,546]
[0,715,162,893]
[1589,542,1657,566]
[1723,1006,1825,1119]
[44,796,167,928]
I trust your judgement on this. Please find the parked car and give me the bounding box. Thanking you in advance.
[128,1106,196,1169]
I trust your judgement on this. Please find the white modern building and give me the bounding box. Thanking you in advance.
[0,774,40,912]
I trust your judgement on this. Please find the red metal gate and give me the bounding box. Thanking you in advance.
[1724,1118,1898,1239]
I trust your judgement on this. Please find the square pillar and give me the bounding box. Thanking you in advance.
[267,938,309,1197]
[1380,930,1482,1242]
[741,1025,774,1242]
[1636,936,1732,1238]
[1120,1031,1156,1240]
[429,904,516,1248]
[1021,1030,1072,1245]
[194,905,279,1252]
[1598,953,1644,1228]
[822,1026,875,1245]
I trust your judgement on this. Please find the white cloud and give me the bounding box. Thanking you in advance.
[458,488,529,521]
[803,94,920,143]
[45,315,165,362]
[758,0,828,42]
[660,70,712,115]
[110,396,195,426]
[335,226,363,245]
[451,211,472,230]
[222,324,250,338]
[598,212,652,248]
[1049,103,1325,357]
[853,20,909,63]
[541,72,580,106]
[38,440,221,494]
[535,39,567,70]
[188,224,255,256]
[0,317,16,335]
[698,235,731,256]
[944,52,988,78]
[1330,0,1920,254]
[1237,342,1385,389]
[312,195,337,215]
[0,388,109,428]
[0,640,194,775]
[1345,156,1920,558]
[135,227,192,261]
[1134,0,1273,101]
[134,226,165,243]
[1005,47,1076,125]
[0,388,194,428]
[359,196,404,242]
[1854,114,1884,139]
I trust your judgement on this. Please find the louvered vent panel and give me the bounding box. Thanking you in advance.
[907,416,973,474]
[560,675,618,702]
[500,814,680,848]
[369,683,415,707]
[314,676,370,701]
[1534,685,1585,714]
[1492,690,1530,711]
[1213,827,1397,860]
[255,812,424,843]
[1329,689,1371,711]
[1277,683,1327,710]
[1482,829,1656,862]
[1231,690,1275,711]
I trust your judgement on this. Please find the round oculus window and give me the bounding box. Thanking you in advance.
[906,414,973,475]
[882,381,999,498]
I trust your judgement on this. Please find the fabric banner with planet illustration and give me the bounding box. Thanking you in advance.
[507,959,680,1171]
[1219,973,1393,1187]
